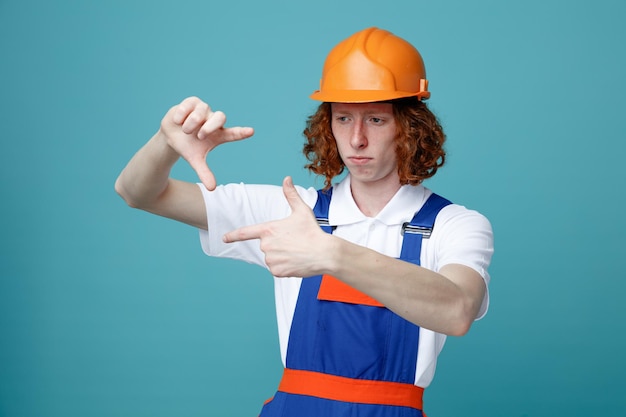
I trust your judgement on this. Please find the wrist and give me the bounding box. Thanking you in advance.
[151,130,182,164]
[321,234,345,276]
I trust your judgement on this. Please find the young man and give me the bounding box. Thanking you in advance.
[116,27,493,417]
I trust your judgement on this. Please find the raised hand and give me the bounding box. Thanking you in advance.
[160,96,254,190]
[223,176,332,277]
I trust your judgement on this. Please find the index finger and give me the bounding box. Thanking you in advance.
[223,223,265,243]
[218,126,255,143]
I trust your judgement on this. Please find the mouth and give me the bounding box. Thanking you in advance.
[348,156,372,165]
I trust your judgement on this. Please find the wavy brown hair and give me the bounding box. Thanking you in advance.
[303,98,446,190]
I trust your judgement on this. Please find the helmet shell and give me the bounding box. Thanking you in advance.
[310,27,430,103]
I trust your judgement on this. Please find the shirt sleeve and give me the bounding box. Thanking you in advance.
[431,204,494,319]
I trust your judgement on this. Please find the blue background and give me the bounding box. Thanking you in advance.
[1,0,625,416]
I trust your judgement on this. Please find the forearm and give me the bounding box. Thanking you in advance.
[324,236,484,336]
[115,131,179,208]
[220,179,487,335]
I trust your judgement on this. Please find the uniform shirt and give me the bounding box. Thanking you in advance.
[198,175,493,388]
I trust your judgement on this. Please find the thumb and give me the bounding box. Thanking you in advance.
[282,176,306,211]
[188,156,217,191]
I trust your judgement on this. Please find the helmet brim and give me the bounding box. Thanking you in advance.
[310,89,430,103]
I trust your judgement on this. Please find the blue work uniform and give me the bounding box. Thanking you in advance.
[259,188,451,417]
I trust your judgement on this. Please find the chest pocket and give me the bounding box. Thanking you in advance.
[317,274,385,307]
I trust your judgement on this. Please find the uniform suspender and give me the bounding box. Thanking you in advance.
[313,187,334,233]
[400,192,452,263]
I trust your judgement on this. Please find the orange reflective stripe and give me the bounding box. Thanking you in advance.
[277,368,423,410]
[317,274,385,307]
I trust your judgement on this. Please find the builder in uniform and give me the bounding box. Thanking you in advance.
[116,27,494,416]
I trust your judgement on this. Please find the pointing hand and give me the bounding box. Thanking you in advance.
[223,176,331,277]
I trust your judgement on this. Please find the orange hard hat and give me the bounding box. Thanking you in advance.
[310,27,430,103]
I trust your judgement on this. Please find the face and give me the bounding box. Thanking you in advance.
[331,102,399,190]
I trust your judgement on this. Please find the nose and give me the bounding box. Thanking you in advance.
[350,121,367,149]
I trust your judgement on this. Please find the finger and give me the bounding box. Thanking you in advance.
[221,126,255,142]
[181,101,212,135]
[197,110,227,140]
[172,96,202,125]
[223,223,265,243]
[282,176,307,212]
[198,113,255,143]
[187,155,217,191]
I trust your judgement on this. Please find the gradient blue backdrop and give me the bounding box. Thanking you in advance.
[1,1,625,416]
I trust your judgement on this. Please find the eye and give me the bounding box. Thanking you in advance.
[369,117,384,124]
[335,115,350,123]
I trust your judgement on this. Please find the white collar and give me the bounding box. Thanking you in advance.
[328,175,431,226]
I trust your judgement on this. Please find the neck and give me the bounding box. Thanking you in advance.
[350,178,402,217]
